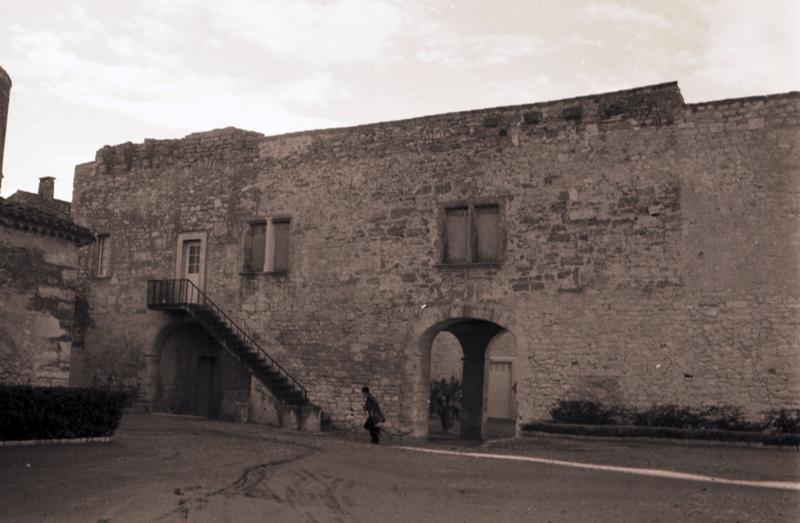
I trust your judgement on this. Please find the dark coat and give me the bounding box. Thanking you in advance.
[364,393,385,423]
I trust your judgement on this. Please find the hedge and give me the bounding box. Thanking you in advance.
[545,400,799,433]
[521,400,800,447]
[0,384,128,441]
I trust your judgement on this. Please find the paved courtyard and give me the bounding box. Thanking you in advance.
[1,413,798,522]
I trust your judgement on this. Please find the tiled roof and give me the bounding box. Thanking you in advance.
[0,197,94,246]
[6,191,71,219]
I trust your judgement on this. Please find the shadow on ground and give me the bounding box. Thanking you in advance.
[427,416,515,445]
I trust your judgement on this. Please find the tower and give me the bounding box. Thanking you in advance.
[0,66,11,193]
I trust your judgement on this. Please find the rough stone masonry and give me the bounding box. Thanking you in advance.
[70,81,799,436]
[0,65,11,190]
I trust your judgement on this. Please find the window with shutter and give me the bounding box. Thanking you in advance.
[441,202,502,265]
[243,217,291,274]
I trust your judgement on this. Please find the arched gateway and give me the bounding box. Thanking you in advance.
[152,319,252,418]
[402,305,519,440]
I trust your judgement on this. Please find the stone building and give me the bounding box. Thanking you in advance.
[0,177,94,385]
[0,66,95,388]
[70,82,799,439]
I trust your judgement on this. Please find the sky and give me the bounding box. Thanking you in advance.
[0,0,798,201]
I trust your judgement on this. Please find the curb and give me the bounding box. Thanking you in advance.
[1,436,114,448]
[398,446,800,491]
[521,429,777,449]
[521,423,800,450]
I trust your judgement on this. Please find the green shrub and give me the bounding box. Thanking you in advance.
[430,377,462,431]
[430,377,462,416]
[634,404,703,429]
[634,405,764,431]
[545,400,796,435]
[763,408,800,434]
[0,384,128,441]
[549,400,622,425]
[698,406,762,432]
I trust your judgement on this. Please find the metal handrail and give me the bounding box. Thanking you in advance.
[147,279,307,401]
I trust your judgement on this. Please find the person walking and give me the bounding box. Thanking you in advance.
[361,386,385,444]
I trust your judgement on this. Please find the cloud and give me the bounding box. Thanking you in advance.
[195,0,414,67]
[6,10,342,136]
[413,26,547,68]
[273,71,354,108]
[582,2,672,31]
[140,0,546,70]
[103,34,182,68]
[22,46,336,133]
[65,4,104,35]
[69,87,340,135]
[11,29,175,98]
[481,76,555,107]
[684,0,800,100]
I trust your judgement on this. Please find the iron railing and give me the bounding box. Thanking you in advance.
[146,278,307,401]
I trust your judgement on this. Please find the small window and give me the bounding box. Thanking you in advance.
[243,217,291,274]
[244,221,267,272]
[96,234,111,277]
[186,243,201,274]
[443,203,501,264]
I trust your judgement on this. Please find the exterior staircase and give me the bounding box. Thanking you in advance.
[146,279,319,429]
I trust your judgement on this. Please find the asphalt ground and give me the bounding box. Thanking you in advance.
[1,413,798,522]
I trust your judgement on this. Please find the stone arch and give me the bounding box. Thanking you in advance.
[152,320,224,417]
[402,304,522,440]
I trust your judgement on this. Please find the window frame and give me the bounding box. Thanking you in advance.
[437,199,505,268]
[269,216,291,274]
[241,215,292,276]
[243,219,268,273]
[94,233,111,279]
[186,242,202,274]
[174,231,208,289]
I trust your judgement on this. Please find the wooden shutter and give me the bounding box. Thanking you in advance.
[272,219,290,273]
[475,205,499,262]
[445,207,468,263]
[246,222,266,272]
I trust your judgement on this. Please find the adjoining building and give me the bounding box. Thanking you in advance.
[0,177,94,386]
[69,82,799,439]
[0,66,95,387]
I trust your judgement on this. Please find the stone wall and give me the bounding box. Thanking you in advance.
[0,66,10,190]
[72,82,800,433]
[0,227,82,386]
